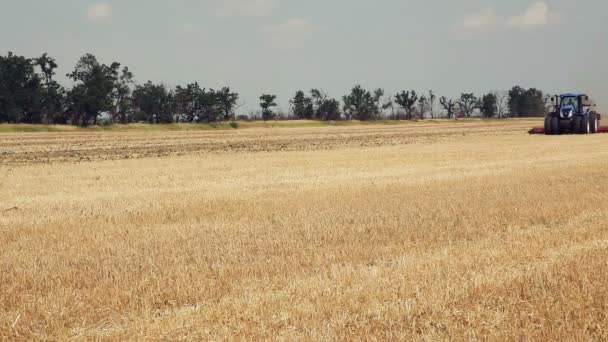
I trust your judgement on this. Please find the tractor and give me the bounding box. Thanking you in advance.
[544,93,601,135]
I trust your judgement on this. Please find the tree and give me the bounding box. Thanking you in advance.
[458,93,479,118]
[215,87,239,121]
[260,94,277,121]
[198,88,221,123]
[35,53,65,124]
[370,88,383,120]
[173,85,190,122]
[310,89,325,119]
[494,91,508,118]
[290,89,340,121]
[523,88,546,117]
[383,94,396,119]
[112,67,134,124]
[317,98,341,121]
[342,85,383,121]
[394,90,418,120]
[440,96,457,119]
[543,94,554,114]
[480,93,497,118]
[508,86,546,117]
[0,52,42,123]
[291,90,313,119]
[132,81,174,123]
[174,82,204,123]
[508,86,525,117]
[428,90,436,119]
[417,95,430,120]
[66,54,120,126]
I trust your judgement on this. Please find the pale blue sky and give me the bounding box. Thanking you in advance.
[1,0,606,113]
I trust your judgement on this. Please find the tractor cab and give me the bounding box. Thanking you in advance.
[559,95,579,119]
[555,93,592,119]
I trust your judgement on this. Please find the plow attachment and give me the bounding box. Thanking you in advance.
[529,126,608,134]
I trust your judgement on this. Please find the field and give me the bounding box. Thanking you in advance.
[1,119,608,340]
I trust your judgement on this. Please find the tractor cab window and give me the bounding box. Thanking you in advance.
[561,97,578,111]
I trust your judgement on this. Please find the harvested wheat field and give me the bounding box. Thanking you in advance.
[1,119,608,340]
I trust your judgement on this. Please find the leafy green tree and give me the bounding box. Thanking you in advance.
[374,88,392,119]
[260,94,277,121]
[113,67,134,124]
[440,96,457,119]
[66,54,120,126]
[458,93,479,118]
[65,85,84,124]
[172,83,223,123]
[184,83,202,122]
[317,98,341,121]
[383,95,396,119]
[508,86,546,117]
[290,90,314,119]
[310,89,326,119]
[174,82,204,122]
[199,88,221,123]
[35,53,65,124]
[291,89,341,120]
[428,90,436,119]
[215,87,239,121]
[132,81,173,123]
[394,90,418,120]
[480,93,497,118]
[0,52,42,123]
[342,85,383,121]
[173,85,189,122]
[508,86,525,117]
[523,88,546,117]
[417,95,430,119]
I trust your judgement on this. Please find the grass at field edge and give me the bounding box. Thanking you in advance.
[0,118,541,133]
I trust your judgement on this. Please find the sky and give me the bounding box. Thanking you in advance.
[1,0,607,113]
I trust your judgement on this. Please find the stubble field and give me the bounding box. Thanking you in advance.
[1,119,608,340]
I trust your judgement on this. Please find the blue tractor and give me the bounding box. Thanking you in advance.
[545,93,600,135]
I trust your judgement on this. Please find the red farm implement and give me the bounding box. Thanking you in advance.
[529,125,608,134]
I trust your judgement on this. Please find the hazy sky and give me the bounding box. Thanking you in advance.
[1,0,607,113]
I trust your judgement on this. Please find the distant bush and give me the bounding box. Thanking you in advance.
[100,119,112,127]
[230,122,239,129]
[236,115,250,121]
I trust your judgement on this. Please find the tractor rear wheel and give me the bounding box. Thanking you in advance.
[573,116,583,134]
[544,116,553,135]
[590,114,598,134]
[551,117,560,135]
[581,115,591,134]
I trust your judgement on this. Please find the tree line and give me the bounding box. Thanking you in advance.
[0,52,550,126]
